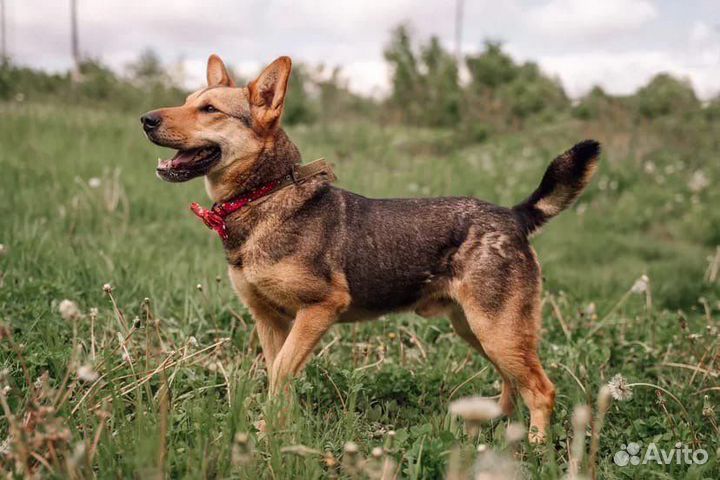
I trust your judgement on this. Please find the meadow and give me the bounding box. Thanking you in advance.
[1,95,719,478]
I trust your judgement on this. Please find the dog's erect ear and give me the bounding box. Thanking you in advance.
[248,56,292,131]
[207,54,235,87]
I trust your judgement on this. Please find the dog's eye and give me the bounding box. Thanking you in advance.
[201,105,218,113]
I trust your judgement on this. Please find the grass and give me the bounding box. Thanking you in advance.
[0,98,719,478]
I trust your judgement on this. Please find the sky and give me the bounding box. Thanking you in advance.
[3,0,720,99]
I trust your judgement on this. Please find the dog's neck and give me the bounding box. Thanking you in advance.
[205,129,301,203]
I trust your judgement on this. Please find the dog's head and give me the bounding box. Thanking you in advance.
[141,54,292,183]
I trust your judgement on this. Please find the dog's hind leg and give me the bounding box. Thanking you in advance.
[461,284,555,442]
[449,307,516,416]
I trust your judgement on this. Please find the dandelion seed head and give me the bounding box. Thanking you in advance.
[343,441,359,454]
[88,177,101,189]
[505,422,526,444]
[102,283,113,294]
[607,374,633,401]
[77,364,99,383]
[630,275,649,294]
[688,170,709,193]
[449,396,502,422]
[571,404,592,430]
[59,299,81,321]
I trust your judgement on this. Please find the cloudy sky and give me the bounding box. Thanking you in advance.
[4,0,720,99]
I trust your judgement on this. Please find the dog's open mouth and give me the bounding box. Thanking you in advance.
[156,146,221,182]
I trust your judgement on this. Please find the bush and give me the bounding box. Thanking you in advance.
[636,73,699,118]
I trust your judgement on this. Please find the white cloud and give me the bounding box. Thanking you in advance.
[538,49,720,99]
[526,0,658,37]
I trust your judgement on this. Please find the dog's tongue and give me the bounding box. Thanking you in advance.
[170,148,201,168]
[158,148,200,170]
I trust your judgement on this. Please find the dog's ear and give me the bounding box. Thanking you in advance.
[248,56,292,131]
[207,54,235,87]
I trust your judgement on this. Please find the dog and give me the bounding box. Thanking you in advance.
[141,54,600,442]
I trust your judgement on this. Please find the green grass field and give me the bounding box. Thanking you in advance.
[1,99,719,478]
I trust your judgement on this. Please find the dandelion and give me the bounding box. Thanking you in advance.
[77,364,99,383]
[232,432,252,466]
[450,396,502,437]
[88,177,102,189]
[342,441,363,477]
[589,386,612,479]
[449,396,502,422]
[630,274,649,294]
[607,374,633,401]
[196,283,203,291]
[59,299,81,321]
[569,405,591,479]
[505,422,526,444]
[0,244,7,258]
[102,283,113,294]
[688,170,709,193]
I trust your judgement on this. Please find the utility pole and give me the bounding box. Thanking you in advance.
[1,0,7,62]
[454,0,464,66]
[70,0,80,77]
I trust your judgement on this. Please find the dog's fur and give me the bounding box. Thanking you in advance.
[142,55,600,442]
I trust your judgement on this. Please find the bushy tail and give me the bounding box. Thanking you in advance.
[513,140,600,236]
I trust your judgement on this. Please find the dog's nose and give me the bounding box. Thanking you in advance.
[140,113,162,131]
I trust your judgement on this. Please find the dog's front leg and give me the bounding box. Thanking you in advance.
[269,304,337,395]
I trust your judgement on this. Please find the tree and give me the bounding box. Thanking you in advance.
[384,25,461,126]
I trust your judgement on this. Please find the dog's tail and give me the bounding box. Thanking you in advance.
[513,139,600,236]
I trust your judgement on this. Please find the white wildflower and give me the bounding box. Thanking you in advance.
[102,283,112,294]
[688,170,709,193]
[630,275,649,294]
[643,161,656,174]
[0,244,7,258]
[449,396,502,422]
[77,364,99,383]
[505,422,526,444]
[59,299,81,321]
[88,177,102,189]
[607,374,633,401]
[571,404,592,431]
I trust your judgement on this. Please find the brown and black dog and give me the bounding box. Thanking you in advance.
[141,54,600,442]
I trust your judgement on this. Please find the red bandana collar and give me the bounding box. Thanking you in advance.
[190,179,280,240]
